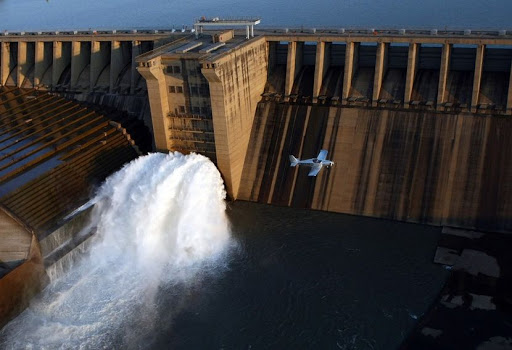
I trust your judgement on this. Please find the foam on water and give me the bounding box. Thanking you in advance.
[0,152,233,349]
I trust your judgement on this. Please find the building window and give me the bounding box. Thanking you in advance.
[166,65,181,74]
[193,106,200,114]
[200,106,212,116]
[179,106,185,113]
[169,86,184,93]
[199,84,209,95]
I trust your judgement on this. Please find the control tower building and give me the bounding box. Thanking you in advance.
[136,18,267,199]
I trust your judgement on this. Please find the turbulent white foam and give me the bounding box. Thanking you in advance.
[0,152,233,349]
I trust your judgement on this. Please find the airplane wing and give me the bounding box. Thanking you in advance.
[317,149,328,161]
[308,164,322,176]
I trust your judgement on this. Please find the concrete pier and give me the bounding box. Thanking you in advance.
[71,41,89,89]
[471,44,485,112]
[313,41,328,102]
[437,43,451,109]
[285,41,300,98]
[17,41,29,87]
[404,43,419,107]
[52,41,70,87]
[342,41,358,103]
[372,42,388,106]
[34,42,52,87]
[137,55,170,151]
[508,62,512,115]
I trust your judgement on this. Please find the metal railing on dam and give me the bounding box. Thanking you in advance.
[258,26,511,38]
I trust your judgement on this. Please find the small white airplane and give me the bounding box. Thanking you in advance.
[289,149,334,176]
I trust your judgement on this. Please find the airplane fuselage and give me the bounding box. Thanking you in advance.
[297,159,334,167]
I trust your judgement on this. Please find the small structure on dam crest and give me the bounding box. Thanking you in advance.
[0,87,141,327]
[136,25,268,199]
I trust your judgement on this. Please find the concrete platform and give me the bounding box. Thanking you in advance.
[401,229,512,349]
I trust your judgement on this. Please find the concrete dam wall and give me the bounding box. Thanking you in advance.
[238,102,512,232]
[238,40,512,232]
[233,35,512,232]
[5,29,508,232]
[133,30,512,231]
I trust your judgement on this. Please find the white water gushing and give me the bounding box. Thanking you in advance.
[0,152,233,349]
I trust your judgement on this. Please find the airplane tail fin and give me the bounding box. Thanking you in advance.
[289,155,299,167]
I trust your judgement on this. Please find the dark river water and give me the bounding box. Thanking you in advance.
[0,200,448,349]
[154,201,448,349]
[0,0,511,31]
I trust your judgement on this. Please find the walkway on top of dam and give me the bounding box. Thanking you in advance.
[2,27,511,41]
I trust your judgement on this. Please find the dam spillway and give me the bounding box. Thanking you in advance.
[0,86,143,326]
[0,152,234,348]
